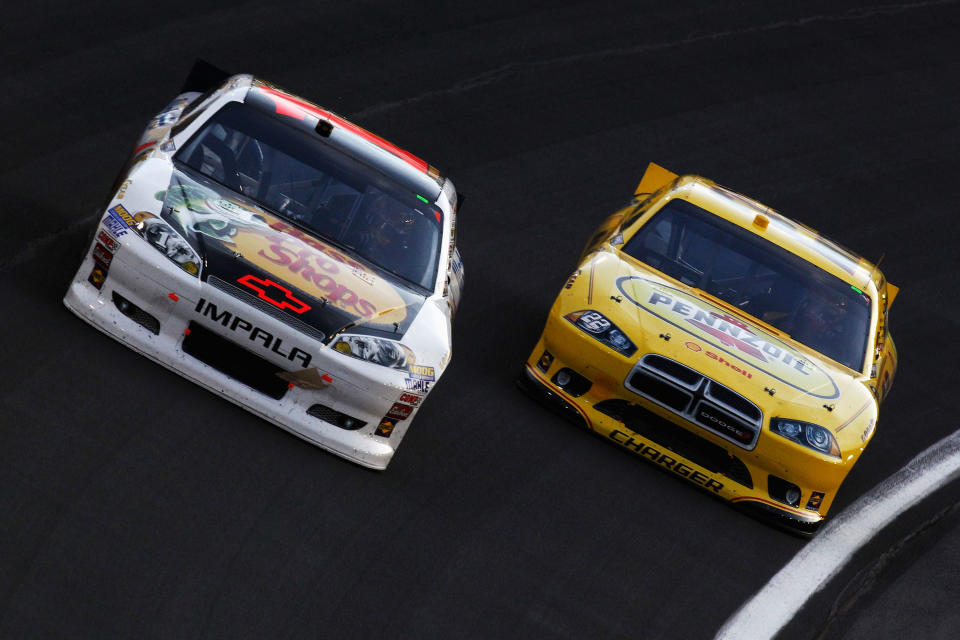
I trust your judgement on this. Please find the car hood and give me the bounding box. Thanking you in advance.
[583,250,876,430]
[156,167,426,341]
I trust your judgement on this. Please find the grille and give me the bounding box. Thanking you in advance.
[628,371,691,412]
[643,354,701,386]
[182,322,289,399]
[208,276,326,342]
[625,354,763,450]
[306,403,366,430]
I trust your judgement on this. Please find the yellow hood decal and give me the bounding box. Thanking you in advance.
[615,275,840,400]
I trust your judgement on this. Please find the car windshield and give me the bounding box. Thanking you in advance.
[623,198,872,371]
[175,101,442,291]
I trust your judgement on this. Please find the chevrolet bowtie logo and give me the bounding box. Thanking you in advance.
[237,275,311,314]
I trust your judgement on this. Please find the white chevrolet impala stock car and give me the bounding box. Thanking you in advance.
[64,68,464,469]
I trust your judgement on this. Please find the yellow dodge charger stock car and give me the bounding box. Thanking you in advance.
[520,163,898,535]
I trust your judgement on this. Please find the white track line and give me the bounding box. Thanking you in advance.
[716,428,960,640]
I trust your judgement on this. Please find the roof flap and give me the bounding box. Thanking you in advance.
[635,162,678,197]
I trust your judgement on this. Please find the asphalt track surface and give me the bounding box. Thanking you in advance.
[2,2,959,638]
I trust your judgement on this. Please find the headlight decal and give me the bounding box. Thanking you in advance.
[333,334,420,376]
[770,418,841,458]
[565,310,637,357]
[129,210,201,276]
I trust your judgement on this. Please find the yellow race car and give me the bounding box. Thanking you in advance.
[520,163,898,535]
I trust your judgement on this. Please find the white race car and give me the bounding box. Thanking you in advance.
[64,67,464,469]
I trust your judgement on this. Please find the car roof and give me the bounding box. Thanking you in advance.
[667,176,878,290]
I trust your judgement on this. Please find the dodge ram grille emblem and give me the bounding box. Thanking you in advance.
[237,275,311,314]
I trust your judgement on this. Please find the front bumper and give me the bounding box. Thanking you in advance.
[522,320,835,536]
[64,239,424,470]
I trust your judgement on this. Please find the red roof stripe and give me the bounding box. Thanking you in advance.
[257,86,429,174]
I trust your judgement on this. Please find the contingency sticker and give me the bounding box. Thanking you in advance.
[406,364,435,380]
[108,204,136,227]
[404,377,432,394]
[397,392,422,407]
[97,229,120,252]
[102,212,129,238]
[92,243,114,268]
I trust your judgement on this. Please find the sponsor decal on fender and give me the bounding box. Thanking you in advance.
[108,204,136,228]
[386,403,414,421]
[97,229,120,252]
[88,237,115,290]
[88,265,107,289]
[92,243,114,268]
[616,276,840,399]
[806,491,825,511]
[375,419,397,438]
[404,377,432,394]
[397,392,422,406]
[406,364,435,380]
[102,212,129,238]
